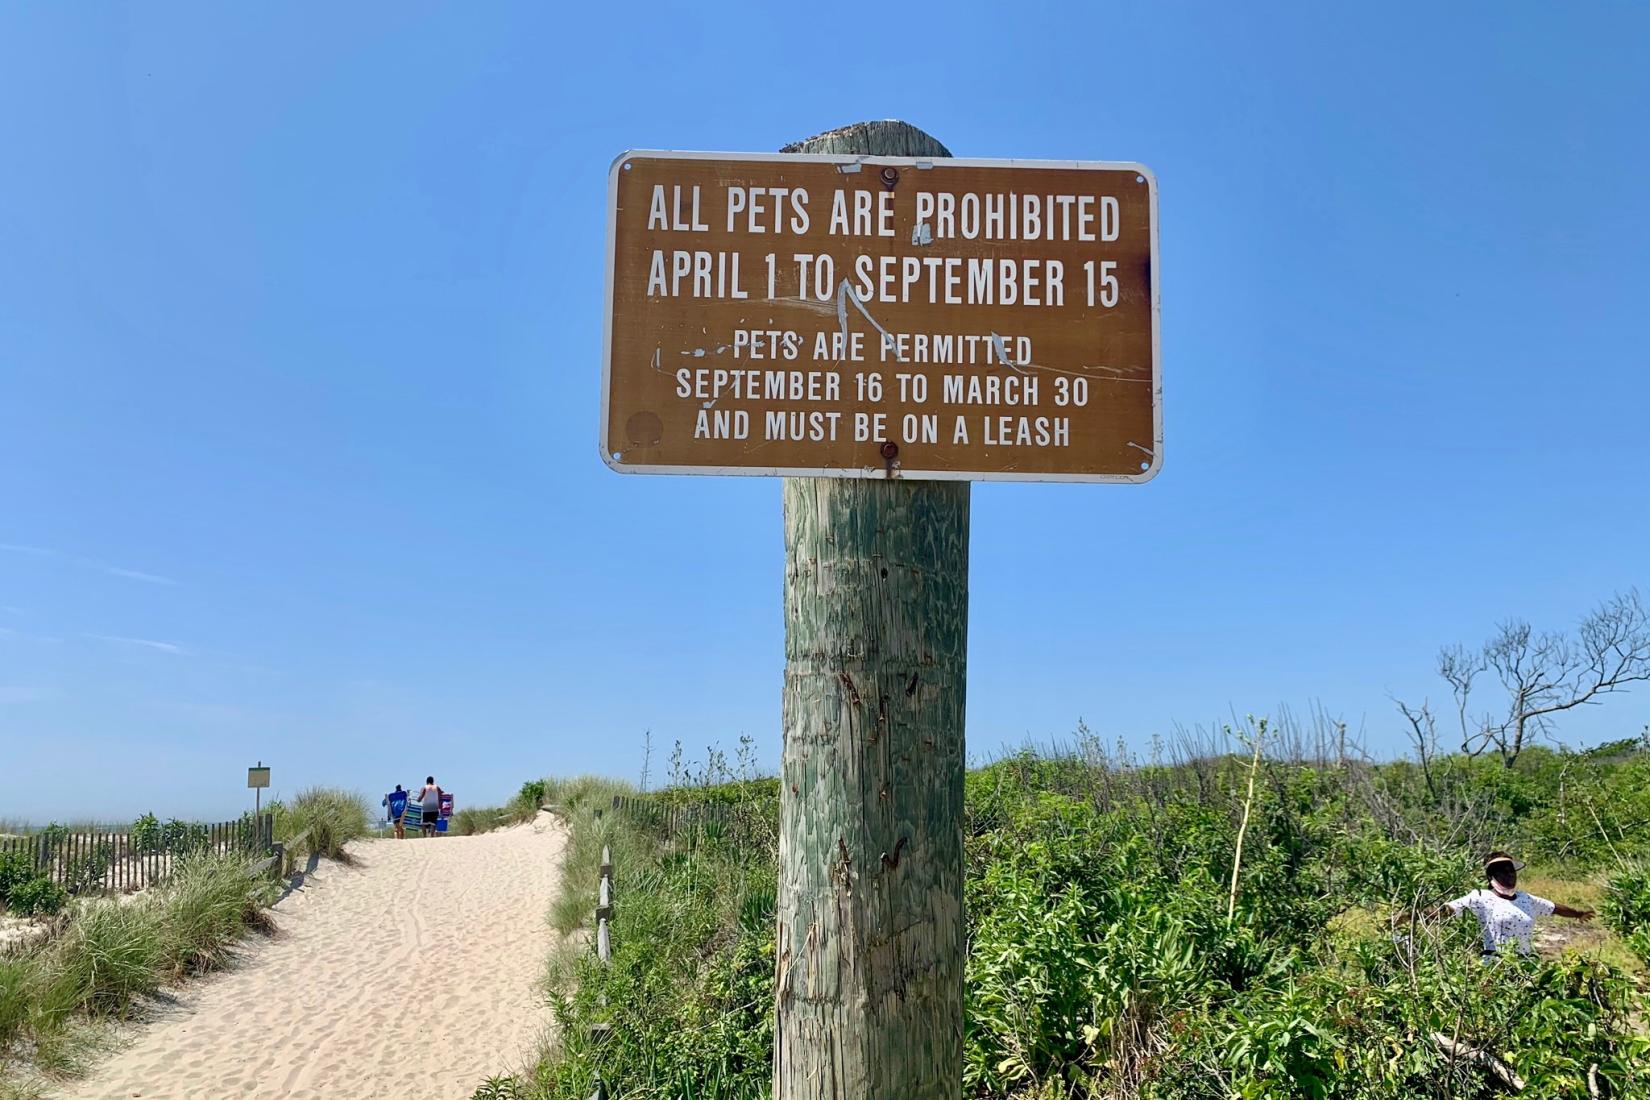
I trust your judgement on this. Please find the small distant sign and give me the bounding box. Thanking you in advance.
[602,150,1160,482]
[247,766,270,789]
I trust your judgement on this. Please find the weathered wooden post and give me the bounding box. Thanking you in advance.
[773,121,967,1100]
[601,116,1159,1100]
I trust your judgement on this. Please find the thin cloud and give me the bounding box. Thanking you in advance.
[1,543,180,586]
[101,565,180,586]
[86,634,190,656]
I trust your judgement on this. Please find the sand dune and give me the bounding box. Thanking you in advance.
[56,812,568,1100]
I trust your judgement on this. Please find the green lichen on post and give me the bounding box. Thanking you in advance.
[775,118,967,1100]
[777,475,969,1099]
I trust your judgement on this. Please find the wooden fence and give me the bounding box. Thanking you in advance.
[607,793,739,839]
[578,795,759,1100]
[0,814,274,895]
[247,825,309,883]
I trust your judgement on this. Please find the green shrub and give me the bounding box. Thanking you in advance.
[522,777,778,1100]
[506,738,1650,1100]
[130,813,162,855]
[161,819,208,855]
[1602,862,1650,966]
[6,878,66,917]
[472,1076,524,1100]
[510,779,548,819]
[62,842,115,897]
[0,851,35,902]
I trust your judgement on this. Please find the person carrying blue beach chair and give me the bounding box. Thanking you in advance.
[383,785,410,839]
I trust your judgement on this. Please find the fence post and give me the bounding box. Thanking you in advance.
[589,838,615,1100]
[596,845,613,966]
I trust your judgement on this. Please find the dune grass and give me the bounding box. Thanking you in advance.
[0,852,277,1088]
[450,779,562,837]
[494,774,772,1100]
[544,780,632,937]
[0,958,29,1063]
[530,776,637,992]
[451,805,508,836]
[273,787,372,860]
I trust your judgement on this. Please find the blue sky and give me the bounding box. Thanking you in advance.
[3,3,1647,822]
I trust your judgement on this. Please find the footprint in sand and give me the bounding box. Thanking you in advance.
[51,815,569,1100]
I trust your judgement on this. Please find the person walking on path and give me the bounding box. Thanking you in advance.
[416,777,443,838]
[383,785,409,839]
[1429,851,1594,959]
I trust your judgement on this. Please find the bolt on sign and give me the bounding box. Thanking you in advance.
[602,150,1159,482]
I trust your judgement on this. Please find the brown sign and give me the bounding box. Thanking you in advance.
[602,151,1159,482]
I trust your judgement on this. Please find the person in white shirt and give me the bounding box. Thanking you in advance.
[1433,851,1593,958]
[416,776,443,838]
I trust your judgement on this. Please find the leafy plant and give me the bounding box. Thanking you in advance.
[161,819,207,855]
[0,851,36,901]
[472,1075,523,1100]
[5,877,66,917]
[502,732,1650,1100]
[512,779,548,817]
[1601,861,1650,966]
[62,841,114,896]
[130,813,162,855]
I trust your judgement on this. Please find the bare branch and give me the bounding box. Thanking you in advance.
[1394,697,1441,802]
[1420,590,1650,767]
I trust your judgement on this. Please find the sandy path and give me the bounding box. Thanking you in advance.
[57,813,568,1100]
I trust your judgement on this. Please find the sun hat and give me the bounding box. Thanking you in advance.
[1483,851,1525,872]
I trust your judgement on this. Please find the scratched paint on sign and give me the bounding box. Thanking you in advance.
[602,151,1159,483]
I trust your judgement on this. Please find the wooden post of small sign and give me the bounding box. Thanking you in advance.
[248,762,270,819]
[774,121,967,1100]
